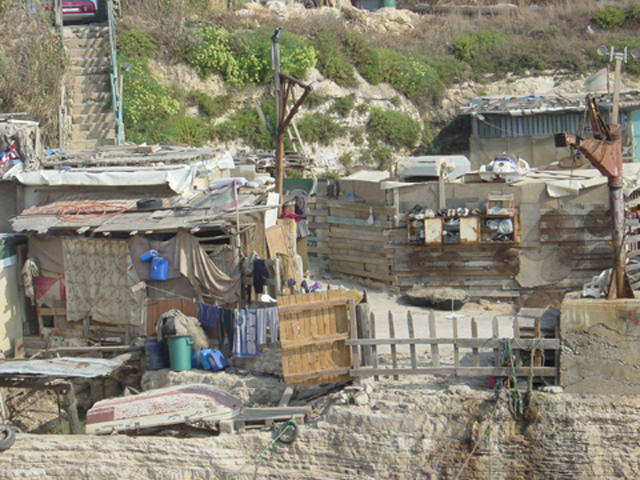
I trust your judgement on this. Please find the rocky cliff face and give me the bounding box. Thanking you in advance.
[2,380,640,479]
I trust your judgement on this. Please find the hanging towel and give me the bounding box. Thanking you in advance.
[253,259,270,294]
[255,307,280,345]
[197,302,219,329]
[219,308,235,352]
[233,309,258,358]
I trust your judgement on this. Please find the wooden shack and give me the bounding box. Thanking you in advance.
[308,169,615,305]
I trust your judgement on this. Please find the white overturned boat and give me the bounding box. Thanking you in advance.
[85,384,242,434]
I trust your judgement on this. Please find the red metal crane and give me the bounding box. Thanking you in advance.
[554,94,634,299]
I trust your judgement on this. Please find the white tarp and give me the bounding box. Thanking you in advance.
[16,166,197,195]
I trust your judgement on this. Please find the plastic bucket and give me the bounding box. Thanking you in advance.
[168,335,193,372]
[145,338,165,370]
[140,249,158,262]
[379,0,395,7]
[150,256,168,280]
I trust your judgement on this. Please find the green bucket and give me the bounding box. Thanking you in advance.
[379,0,395,8]
[167,335,193,372]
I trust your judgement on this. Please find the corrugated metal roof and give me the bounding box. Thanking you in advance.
[460,91,640,116]
[0,357,122,378]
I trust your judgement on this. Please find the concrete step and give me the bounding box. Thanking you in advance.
[65,36,110,49]
[69,102,112,116]
[70,65,110,76]
[70,129,116,141]
[70,73,111,87]
[71,121,114,133]
[68,47,110,59]
[67,137,116,150]
[72,112,114,124]
[63,25,109,40]
[71,91,110,104]
[70,56,110,68]
[72,81,111,94]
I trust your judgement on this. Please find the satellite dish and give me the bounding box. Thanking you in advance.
[631,48,640,60]
[597,45,609,57]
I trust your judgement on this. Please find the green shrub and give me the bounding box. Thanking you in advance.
[627,6,640,21]
[122,59,181,145]
[338,151,354,170]
[187,90,231,119]
[452,30,510,62]
[213,108,272,150]
[117,28,159,59]
[359,142,392,170]
[367,108,420,150]
[343,31,383,84]
[312,27,357,88]
[594,6,625,30]
[297,113,343,145]
[305,92,329,108]
[355,103,369,115]
[330,94,356,117]
[157,115,210,146]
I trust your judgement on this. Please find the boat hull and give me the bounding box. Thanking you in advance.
[85,384,242,434]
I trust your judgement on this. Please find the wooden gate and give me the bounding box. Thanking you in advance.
[278,289,353,386]
[146,298,198,336]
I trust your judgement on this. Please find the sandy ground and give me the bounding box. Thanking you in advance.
[312,261,517,375]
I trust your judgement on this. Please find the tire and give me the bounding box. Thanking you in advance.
[276,421,298,444]
[303,0,318,8]
[136,198,163,209]
[0,425,15,453]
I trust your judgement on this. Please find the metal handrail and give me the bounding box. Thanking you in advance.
[106,0,123,145]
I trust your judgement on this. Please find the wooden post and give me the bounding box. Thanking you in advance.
[514,316,522,368]
[453,316,460,384]
[348,299,360,384]
[407,311,417,369]
[471,317,479,367]
[388,311,398,380]
[429,311,439,368]
[64,384,81,435]
[492,316,500,369]
[356,302,371,366]
[370,312,379,382]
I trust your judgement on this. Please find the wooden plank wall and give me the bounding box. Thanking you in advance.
[315,190,612,301]
[278,289,352,386]
[307,196,329,260]
[326,199,397,283]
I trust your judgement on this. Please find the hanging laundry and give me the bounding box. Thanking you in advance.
[218,308,235,353]
[253,259,270,294]
[255,307,279,345]
[233,309,258,358]
[197,302,219,329]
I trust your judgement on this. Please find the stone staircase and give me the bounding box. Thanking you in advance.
[63,24,117,151]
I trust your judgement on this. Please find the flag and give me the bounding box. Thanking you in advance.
[209,180,238,214]
[585,67,609,93]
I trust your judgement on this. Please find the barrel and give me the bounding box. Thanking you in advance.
[379,0,395,8]
[145,338,165,370]
[167,335,193,372]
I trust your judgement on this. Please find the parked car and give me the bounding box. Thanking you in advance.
[45,0,97,23]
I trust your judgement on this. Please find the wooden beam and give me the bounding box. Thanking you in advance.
[281,332,350,350]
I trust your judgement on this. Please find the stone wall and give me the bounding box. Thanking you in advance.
[560,295,640,394]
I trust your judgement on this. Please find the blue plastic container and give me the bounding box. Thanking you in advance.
[200,348,229,371]
[145,338,165,370]
[150,256,168,280]
[140,249,158,262]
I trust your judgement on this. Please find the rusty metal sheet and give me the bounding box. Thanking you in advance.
[0,357,122,378]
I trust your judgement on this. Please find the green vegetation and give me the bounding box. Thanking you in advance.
[367,108,420,150]
[117,28,159,59]
[297,113,343,145]
[312,27,357,88]
[594,6,626,30]
[305,92,329,108]
[213,108,272,150]
[187,91,231,119]
[330,94,356,117]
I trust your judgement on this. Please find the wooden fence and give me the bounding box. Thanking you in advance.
[347,310,559,383]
